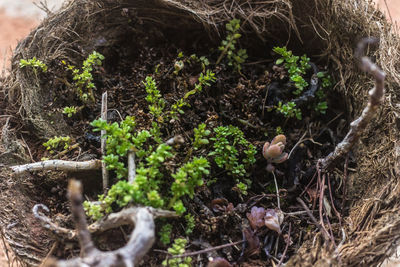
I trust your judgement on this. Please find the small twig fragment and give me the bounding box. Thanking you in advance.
[127,150,136,183]
[33,204,76,240]
[101,92,109,192]
[11,159,101,174]
[297,197,330,242]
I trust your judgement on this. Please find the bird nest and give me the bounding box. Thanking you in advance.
[1,0,400,266]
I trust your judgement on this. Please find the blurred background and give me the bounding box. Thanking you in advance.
[0,0,64,69]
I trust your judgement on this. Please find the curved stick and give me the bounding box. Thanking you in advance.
[36,180,177,266]
[319,38,385,171]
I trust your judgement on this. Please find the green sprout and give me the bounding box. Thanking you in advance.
[43,136,71,154]
[273,46,311,95]
[209,125,256,195]
[159,223,173,246]
[19,57,48,77]
[162,238,192,267]
[63,51,104,103]
[193,123,210,150]
[217,19,248,72]
[62,106,78,117]
[276,101,302,120]
[169,69,216,120]
[184,213,195,235]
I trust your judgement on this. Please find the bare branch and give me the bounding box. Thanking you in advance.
[11,160,101,174]
[319,38,385,171]
[88,207,178,234]
[36,180,177,266]
[101,92,109,192]
[297,197,330,242]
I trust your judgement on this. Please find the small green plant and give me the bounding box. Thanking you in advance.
[184,213,195,236]
[209,125,256,195]
[63,51,104,103]
[276,126,284,135]
[43,136,71,154]
[276,101,302,120]
[162,238,192,267]
[143,76,165,121]
[217,19,248,72]
[317,71,333,89]
[273,46,311,95]
[189,54,210,72]
[313,71,331,114]
[82,201,104,221]
[159,223,173,246]
[169,69,216,120]
[193,123,210,150]
[62,106,78,117]
[85,116,210,219]
[169,157,210,214]
[19,57,48,73]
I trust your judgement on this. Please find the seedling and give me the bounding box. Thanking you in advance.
[19,57,48,73]
[169,69,216,120]
[62,106,78,117]
[273,46,310,95]
[193,123,210,150]
[209,125,256,195]
[276,101,302,120]
[217,19,248,72]
[43,136,71,154]
[162,238,192,267]
[63,51,104,103]
[159,223,173,245]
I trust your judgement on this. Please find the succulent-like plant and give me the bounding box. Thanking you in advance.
[262,134,288,172]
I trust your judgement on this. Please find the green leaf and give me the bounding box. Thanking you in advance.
[276,58,284,65]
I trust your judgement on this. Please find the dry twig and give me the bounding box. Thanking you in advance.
[277,223,291,267]
[319,38,385,171]
[297,197,330,242]
[127,150,136,183]
[39,180,176,267]
[11,159,101,174]
[101,92,109,192]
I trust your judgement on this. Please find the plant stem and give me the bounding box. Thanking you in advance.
[101,92,109,192]
[272,171,281,210]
